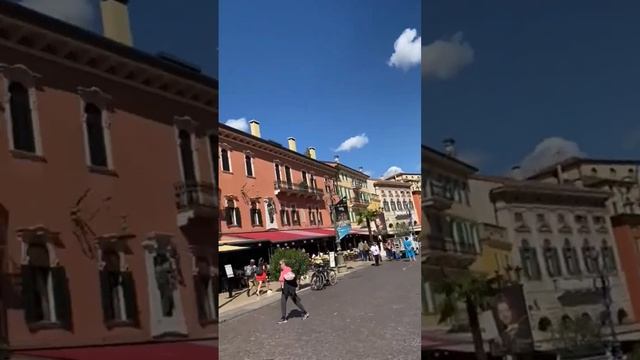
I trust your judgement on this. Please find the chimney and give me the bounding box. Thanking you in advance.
[287,137,297,152]
[306,147,317,160]
[510,165,523,180]
[334,155,340,163]
[249,120,261,138]
[100,0,133,46]
[443,138,456,157]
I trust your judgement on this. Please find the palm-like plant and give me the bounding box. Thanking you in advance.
[433,272,494,360]
[356,209,381,244]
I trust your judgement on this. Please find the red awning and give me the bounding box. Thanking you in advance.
[304,228,335,236]
[16,342,217,360]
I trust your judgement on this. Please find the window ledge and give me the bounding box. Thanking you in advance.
[200,319,217,327]
[246,175,256,179]
[227,224,240,228]
[106,319,136,329]
[222,170,233,175]
[27,321,62,332]
[88,165,118,177]
[10,150,46,163]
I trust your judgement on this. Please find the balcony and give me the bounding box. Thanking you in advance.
[274,181,324,199]
[350,197,369,208]
[477,223,510,250]
[422,234,478,268]
[424,182,453,211]
[175,181,217,227]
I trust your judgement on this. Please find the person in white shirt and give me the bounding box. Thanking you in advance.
[370,242,381,266]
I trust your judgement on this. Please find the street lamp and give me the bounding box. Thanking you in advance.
[589,250,622,360]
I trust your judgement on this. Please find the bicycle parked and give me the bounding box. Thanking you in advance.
[310,263,337,290]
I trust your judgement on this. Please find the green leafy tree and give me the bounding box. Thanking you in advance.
[356,208,381,244]
[268,248,311,282]
[395,222,412,238]
[433,272,494,360]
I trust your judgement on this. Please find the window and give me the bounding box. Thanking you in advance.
[310,175,317,190]
[563,239,581,275]
[514,212,524,223]
[194,256,216,324]
[280,205,291,226]
[390,200,397,211]
[178,129,196,182]
[84,103,108,168]
[244,154,254,177]
[536,214,546,224]
[582,239,598,274]
[208,135,217,187]
[396,200,402,211]
[301,171,308,186]
[593,216,606,226]
[224,199,241,227]
[250,201,263,227]
[543,239,562,277]
[558,213,566,224]
[309,208,317,226]
[99,249,138,326]
[601,239,617,273]
[403,200,409,211]
[8,82,36,153]
[274,163,282,183]
[221,148,231,172]
[520,239,541,280]
[291,205,300,226]
[383,200,390,212]
[284,166,293,187]
[317,209,323,225]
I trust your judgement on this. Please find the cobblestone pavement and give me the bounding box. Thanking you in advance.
[220,260,421,360]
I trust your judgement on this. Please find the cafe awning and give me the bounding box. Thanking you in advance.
[219,244,250,253]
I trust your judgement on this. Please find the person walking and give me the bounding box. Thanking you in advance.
[255,258,269,297]
[371,242,381,266]
[363,241,371,261]
[244,259,257,297]
[403,236,416,262]
[278,260,310,324]
[357,240,365,261]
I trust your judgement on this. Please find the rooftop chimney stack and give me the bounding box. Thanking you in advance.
[334,155,340,163]
[249,120,261,138]
[306,147,317,160]
[100,0,133,46]
[510,165,523,180]
[287,137,297,152]
[443,138,456,157]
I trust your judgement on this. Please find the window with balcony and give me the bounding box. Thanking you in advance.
[383,200,390,212]
[514,212,524,224]
[390,201,397,211]
[284,166,293,188]
[562,239,581,275]
[520,239,541,280]
[194,256,216,324]
[250,201,263,227]
[309,208,317,226]
[291,205,300,226]
[310,175,317,190]
[280,206,291,226]
[221,148,231,172]
[178,129,197,182]
[99,249,138,327]
[224,199,241,227]
[8,82,36,153]
[317,209,323,225]
[274,163,282,182]
[601,239,617,273]
[244,153,254,177]
[403,200,409,211]
[543,239,562,277]
[582,239,599,274]
[301,171,308,187]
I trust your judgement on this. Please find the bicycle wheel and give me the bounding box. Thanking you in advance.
[311,273,323,290]
[328,270,337,286]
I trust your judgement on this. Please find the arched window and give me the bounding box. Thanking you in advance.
[390,201,397,211]
[601,239,617,273]
[562,239,581,275]
[221,148,231,172]
[520,239,541,280]
[582,239,599,274]
[179,129,196,182]
[383,200,390,212]
[543,239,562,277]
[8,82,36,153]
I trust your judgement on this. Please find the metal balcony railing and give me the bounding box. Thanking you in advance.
[174,181,217,210]
[426,234,478,255]
[274,181,324,196]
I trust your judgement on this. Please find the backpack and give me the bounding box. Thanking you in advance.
[256,265,264,276]
[244,265,254,277]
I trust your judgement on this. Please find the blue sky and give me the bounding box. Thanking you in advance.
[220,0,421,178]
[423,0,640,176]
[13,0,217,77]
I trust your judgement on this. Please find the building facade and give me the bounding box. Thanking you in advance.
[0,0,218,352]
[384,172,422,229]
[422,145,481,328]
[325,160,370,224]
[218,121,338,268]
[374,180,417,236]
[488,178,636,351]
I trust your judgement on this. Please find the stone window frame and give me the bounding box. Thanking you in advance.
[174,115,201,183]
[244,150,255,178]
[18,225,62,329]
[206,131,217,188]
[220,143,233,173]
[0,64,44,160]
[77,86,116,174]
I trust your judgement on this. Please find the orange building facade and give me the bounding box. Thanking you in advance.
[0,1,217,353]
[218,121,339,270]
[612,214,640,321]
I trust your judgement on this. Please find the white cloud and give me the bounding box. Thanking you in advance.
[383,166,403,178]
[423,32,474,80]
[520,137,586,177]
[336,134,369,152]
[363,170,373,177]
[388,28,422,71]
[19,0,95,28]
[225,118,250,132]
